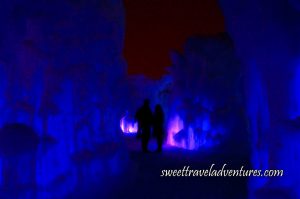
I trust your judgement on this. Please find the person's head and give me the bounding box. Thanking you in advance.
[143,99,150,107]
[155,104,163,113]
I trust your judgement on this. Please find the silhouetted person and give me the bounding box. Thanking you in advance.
[135,99,153,152]
[153,104,165,152]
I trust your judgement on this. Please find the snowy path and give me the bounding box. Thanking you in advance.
[105,136,249,199]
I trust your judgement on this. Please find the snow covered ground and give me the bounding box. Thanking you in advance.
[90,135,249,199]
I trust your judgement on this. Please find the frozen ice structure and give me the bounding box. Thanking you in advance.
[0,0,128,198]
[166,33,245,150]
[219,0,300,198]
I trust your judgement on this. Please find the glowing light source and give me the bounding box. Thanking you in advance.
[166,115,199,150]
[166,114,185,148]
[166,114,214,150]
[120,112,138,134]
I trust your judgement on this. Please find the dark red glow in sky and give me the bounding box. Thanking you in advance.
[124,0,225,79]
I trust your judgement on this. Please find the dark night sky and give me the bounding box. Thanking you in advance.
[124,0,225,79]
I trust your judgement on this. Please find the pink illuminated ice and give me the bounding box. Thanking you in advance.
[166,114,202,150]
[120,114,138,134]
[166,114,185,148]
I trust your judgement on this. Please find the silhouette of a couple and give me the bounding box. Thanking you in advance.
[135,99,165,153]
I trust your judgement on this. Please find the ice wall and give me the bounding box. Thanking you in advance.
[219,0,300,198]
[0,0,128,198]
[167,33,246,150]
